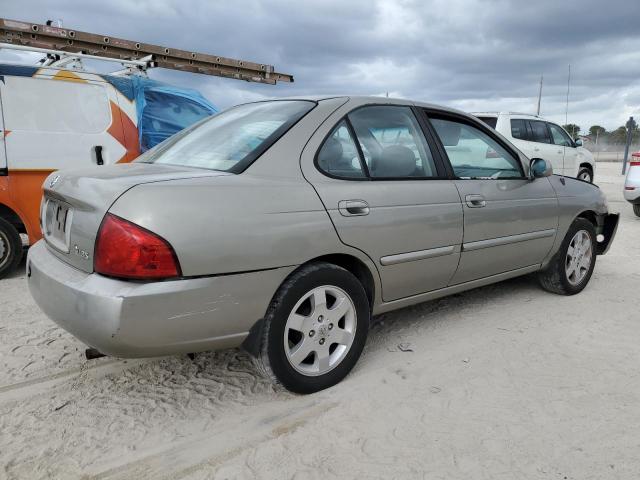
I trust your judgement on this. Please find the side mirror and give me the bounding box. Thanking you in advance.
[574,138,583,147]
[530,158,553,179]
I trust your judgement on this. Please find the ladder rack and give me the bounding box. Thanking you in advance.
[0,18,293,84]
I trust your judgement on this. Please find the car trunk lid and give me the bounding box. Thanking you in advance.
[41,163,228,273]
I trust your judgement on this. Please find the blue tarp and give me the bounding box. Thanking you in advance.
[130,77,218,151]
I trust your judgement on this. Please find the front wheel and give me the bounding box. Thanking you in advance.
[633,204,640,217]
[255,262,370,393]
[0,217,23,279]
[538,218,596,295]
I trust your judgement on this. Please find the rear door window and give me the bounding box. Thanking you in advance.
[528,120,552,144]
[348,105,438,178]
[510,119,529,140]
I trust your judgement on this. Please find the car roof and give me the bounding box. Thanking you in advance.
[245,95,472,117]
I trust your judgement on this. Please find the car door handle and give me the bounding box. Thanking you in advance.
[534,147,540,152]
[557,150,563,154]
[338,200,370,216]
[465,194,486,208]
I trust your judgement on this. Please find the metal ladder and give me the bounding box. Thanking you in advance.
[0,18,293,84]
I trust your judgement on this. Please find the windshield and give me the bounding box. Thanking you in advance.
[137,100,315,173]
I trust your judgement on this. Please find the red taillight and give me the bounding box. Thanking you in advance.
[629,161,640,167]
[94,213,181,280]
[625,186,636,190]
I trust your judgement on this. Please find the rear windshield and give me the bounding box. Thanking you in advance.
[476,116,498,129]
[138,100,315,173]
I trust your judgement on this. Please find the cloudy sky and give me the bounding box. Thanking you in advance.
[2,0,640,132]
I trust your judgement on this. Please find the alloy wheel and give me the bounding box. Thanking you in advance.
[565,230,592,286]
[284,285,357,376]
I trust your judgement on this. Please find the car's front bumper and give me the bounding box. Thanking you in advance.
[27,241,295,358]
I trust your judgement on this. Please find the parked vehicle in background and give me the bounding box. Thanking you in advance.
[474,112,595,183]
[27,96,619,393]
[624,152,640,217]
[0,64,217,278]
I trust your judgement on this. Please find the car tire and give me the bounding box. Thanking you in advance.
[538,218,596,295]
[0,217,23,279]
[577,166,593,183]
[633,204,640,217]
[254,262,370,393]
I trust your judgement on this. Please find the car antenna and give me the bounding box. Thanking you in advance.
[536,74,543,116]
[0,17,293,84]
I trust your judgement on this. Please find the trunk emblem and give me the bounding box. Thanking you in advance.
[49,175,61,189]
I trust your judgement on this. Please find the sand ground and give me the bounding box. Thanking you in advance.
[1,162,638,479]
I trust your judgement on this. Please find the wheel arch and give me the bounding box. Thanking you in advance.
[576,209,597,228]
[0,203,27,235]
[304,253,376,311]
[241,253,378,358]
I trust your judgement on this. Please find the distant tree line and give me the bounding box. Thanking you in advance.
[563,119,640,145]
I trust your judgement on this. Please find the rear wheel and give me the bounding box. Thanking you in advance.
[0,217,23,279]
[577,166,593,183]
[633,204,640,217]
[538,218,596,295]
[255,262,369,393]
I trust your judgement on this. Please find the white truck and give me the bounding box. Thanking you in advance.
[474,112,595,183]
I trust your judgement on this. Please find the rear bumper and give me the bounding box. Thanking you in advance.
[27,241,294,358]
[596,213,619,255]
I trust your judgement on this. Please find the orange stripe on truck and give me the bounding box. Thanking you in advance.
[106,100,140,163]
[0,169,55,244]
[52,70,86,83]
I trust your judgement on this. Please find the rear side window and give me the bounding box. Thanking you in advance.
[477,116,498,129]
[510,119,529,140]
[430,117,523,179]
[316,120,366,178]
[528,120,552,144]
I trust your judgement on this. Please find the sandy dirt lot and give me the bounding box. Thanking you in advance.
[1,162,638,480]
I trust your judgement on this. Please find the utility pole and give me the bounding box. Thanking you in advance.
[563,65,571,176]
[622,116,636,175]
[536,74,543,115]
[565,65,571,127]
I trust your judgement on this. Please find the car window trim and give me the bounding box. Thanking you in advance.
[313,103,450,181]
[422,108,527,180]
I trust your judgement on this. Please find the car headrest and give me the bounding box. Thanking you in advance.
[437,121,461,146]
[318,137,344,170]
[374,145,416,177]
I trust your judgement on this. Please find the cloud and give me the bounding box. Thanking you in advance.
[2,0,640,130]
